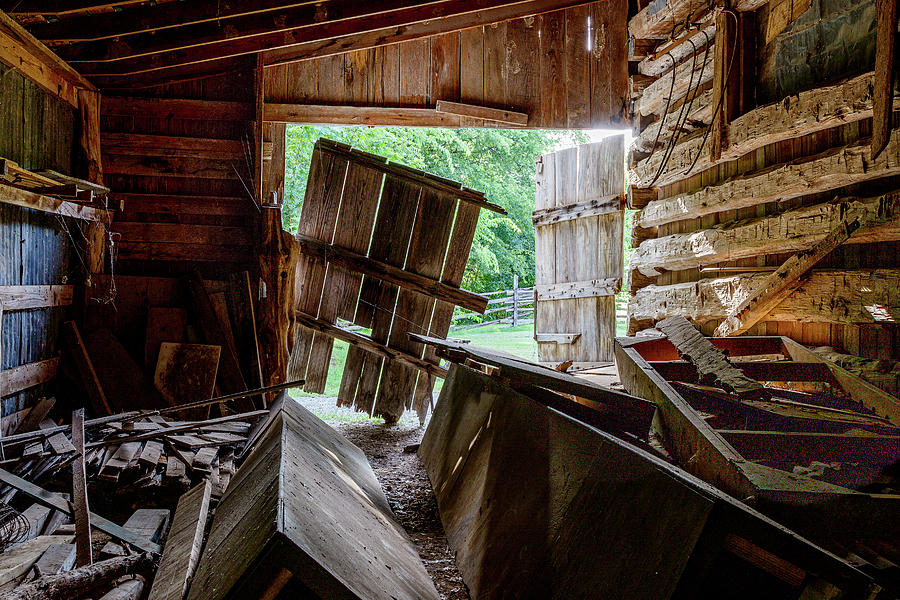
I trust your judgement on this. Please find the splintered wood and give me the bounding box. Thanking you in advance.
[656,316,765,397]
[289,138,497,422]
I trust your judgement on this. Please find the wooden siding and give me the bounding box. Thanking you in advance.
[263,1,629,129]
[0,63,76,415]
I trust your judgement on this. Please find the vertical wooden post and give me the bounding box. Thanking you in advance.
[78,88,106,281]
[72,408,92,567]
[873,0,897,157]
[512,274,519,327]
[254,55,266,205]
[710,8,739,161]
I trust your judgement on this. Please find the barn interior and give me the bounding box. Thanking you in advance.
[0,0,898,599]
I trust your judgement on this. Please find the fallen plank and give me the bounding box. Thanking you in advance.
[0,535,73,587]
[71,409,91,567]
[98,577,144,600]
[0,468,161,554]
[186,398,439,600]
[14,398,56,435]
[147,481,210,600]
[33,543,76,577]
[100,509,169,558]
[656,316,764,397]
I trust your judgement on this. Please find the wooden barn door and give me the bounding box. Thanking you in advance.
[533,135,625,365]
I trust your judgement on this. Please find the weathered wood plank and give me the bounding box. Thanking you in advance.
[535,278,619,300]
[71,409,91,567]
[531,193,622,226]
[0,358,58,398]
[656,316,764,397]
[435,100,528,126]
[0,183,104,222]
[147,482,210,600]
[265,104,462,127]
[0,285,73,310]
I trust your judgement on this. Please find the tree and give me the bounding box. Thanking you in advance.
[283,126,584,293]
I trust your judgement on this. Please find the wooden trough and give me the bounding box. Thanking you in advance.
[419,359,881,599]
[186,397,439,600]
[614,330,900,545]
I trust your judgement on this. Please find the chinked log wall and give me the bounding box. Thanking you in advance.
[626,0,900,360]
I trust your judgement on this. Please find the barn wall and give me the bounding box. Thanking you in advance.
[0,63,78,417]
[626,0,900,363]
[264,1,629,129]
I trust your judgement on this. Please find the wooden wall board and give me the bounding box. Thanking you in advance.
[261,2,629,130]
[185,397,439,600]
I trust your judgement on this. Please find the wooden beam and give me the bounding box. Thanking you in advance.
[3,1,143,16]
[630,269,900,325]
[116,242,253,264]
[714,215,867,336]
[0,467,161,554]
[0,285,72,309]
[535,278,619,300]
[639,131,900,227]
[434,100,529,126]
[632,193,900,276]
[0,182,105,221]
[718,430,900,464]
[111,223,254,247]
[115,194,257,217]
[628,0,711,39]
[632,72,900,188]
[100,96,254,121]
[71,409,92,567]
[531,193,622,226]
[264,103,463,127]
[100,133,272,161]
[649,360,833,383]
[873,0,897,157]
[637,22,716,77]
[294,311,448,380]
[656,316,764,397]
[67,0,593,77]
[296,234,488,313]
[709,9,737,161]
[101,154,241,180]
[0,11,94,109]
[1,358,58,398]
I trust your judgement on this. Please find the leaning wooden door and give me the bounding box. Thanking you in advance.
[533,135,625,365]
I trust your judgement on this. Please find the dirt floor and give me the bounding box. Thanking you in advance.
[333,418,470,600]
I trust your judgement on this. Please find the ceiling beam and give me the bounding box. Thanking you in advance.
[69,0,594,78]
[55,0,449,62]
[30,1,319,43]
[2,1,142,17]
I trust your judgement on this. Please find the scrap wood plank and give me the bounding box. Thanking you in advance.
[101,509,169,558]
[41,420,75,456]
[0,469,161,554]
[153,342,221,420]
[0,359,59,399]
[147,481,211,600]
[656,316,765,397]
[71,409,91,567]
[33,543,76,576]
[715,215,870,337]
[97,442,142,482]
[411,334,655,434]
[872,0,897,157]
[0,535,73,587]
[14,398,56,434]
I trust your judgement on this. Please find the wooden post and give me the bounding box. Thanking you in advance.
[512,275,519,328]
[710,8,739,161]
[872,0,897,157]
[71,409,92,568]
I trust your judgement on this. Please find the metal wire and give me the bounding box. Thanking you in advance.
[0,502,31,552]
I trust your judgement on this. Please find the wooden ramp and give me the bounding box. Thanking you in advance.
[186,397,439,600]
[420,363,879,599]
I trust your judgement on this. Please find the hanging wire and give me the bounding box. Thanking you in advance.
[683,9,741,178]
[646,52,678,161]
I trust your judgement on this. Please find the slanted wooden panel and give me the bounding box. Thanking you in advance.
[186,398,439,600]
[534,136,624,364]
[292,140,488,422]
[261,3,628,130]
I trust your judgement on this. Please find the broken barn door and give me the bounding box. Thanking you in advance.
[533,135,625,365]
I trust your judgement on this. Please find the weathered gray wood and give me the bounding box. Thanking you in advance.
[71,409,91,568]
[147,482,210,600]
[33,544,76,577]
[100,509,169,558]
[98,578,144,600]
[186,398,439,600]
[0,536,72,587]
[0,553,154,600]
[656,317,764,397]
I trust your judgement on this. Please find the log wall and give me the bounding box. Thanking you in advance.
[626,0,900,361]
[0,63,77,415]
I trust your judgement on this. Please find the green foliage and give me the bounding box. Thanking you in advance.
[284,125,585,293]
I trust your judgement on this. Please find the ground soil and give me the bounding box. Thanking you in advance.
[332,418,471,600]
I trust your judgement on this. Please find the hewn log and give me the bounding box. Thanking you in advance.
[629,0,711,39]
[714,214,868,337]
[873,0,898,157]
[633,87,712,153]
[638,46,715,117]
[632,193,900,276]
[632,72,900,188]
[0,183,105,222]
[629,269,900,325]
[0,554,153,600]
[639,132,900,227]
